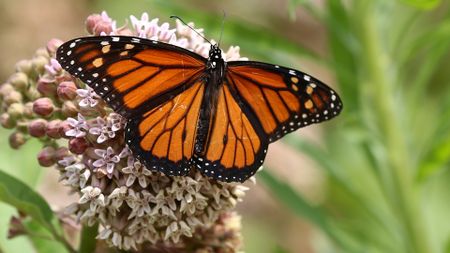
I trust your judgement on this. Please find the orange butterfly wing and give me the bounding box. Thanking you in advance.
[193,62,342,182]
[125,80,205,176]
[227,62,342,143]
[57,36,206,118]
[57,36,343,182]
[193,84,268,182]
[57,36,208,176]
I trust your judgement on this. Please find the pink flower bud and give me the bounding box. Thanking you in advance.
[23,102,34,118]
[46,38,63,55]
[59,121,72,138]
[85,13,113,35]
[37,146,56,167]
[35,48,50,58]
[54,147,70,161]
[57,81,77,100]
[85,14,103,34]
[8,216,26,239]
[15,60,33,75]
[69,138,89,154]
[31,56,49,75]
[33,98,54,117]
[9,72,28,91]
[0,83,14,98]
[46,120,62,139]
[9,132,26,149]
[28,119,48,137]
[4,91,23,106]
[0,113,15,129]
[7,103,25,119]
[26,88,41,101]
[61,101,79,117]
[37,78,57,96]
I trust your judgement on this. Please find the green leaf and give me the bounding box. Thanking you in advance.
[0,171,74,253]
[272,244,291,253]
[258,170,329,228]
[0,170,55,231]
[0,129,43,253]
[417,134,450,181]
[287,0,321,20]
[22,218,68,253]
[399,0,441,9]
[258,170,352,250]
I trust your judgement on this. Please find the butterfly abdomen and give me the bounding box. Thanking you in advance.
[194,49,226,155]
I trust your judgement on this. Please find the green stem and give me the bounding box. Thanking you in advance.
[78,223,99,253]
[357,1,430,253]
[49,227,76,253]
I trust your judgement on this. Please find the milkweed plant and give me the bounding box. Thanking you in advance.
[0,12,248,252]
[1,0,450,253]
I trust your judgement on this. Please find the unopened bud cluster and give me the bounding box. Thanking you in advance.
[0,11,249,251]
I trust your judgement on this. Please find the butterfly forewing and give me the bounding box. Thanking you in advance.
[56,36,206,118]
[227,61,342,143]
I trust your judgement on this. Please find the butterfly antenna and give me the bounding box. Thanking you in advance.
[218,11,226,47]
[170,15,213,45]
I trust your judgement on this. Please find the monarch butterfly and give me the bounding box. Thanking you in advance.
[56,28,342,183]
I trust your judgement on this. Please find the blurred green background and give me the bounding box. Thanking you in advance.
[1,0,450,253]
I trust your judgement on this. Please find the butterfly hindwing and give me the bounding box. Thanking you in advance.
[125,79,205,176]
[227,61,342,143]
[193,84,268,182]
[56,36,206,118]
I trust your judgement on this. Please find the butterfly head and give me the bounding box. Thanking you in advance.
[209,44,222,59]
[208,44,224,69]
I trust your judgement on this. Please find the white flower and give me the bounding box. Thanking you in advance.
[107,186,128,215]
[89,115,122,143]
[93,147,121,177]
[77,87,100,107]
[122,157,152,187]
[148,191,177,220]
[152,22,176,42]
[57,156,77,167]
[225,46,248,61]
[164,221,192,243]
[130,13,159,38]
[65,113,88,138]
[62,162,87,188]
[79,186,106,212]
[126,189,152,219]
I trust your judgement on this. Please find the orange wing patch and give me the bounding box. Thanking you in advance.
[138,80,204,162]
[134,49,204,67]
[123,68,200,109]
[56,36,207,119]
[228,63,342,144]
[228,65,285,88]
[228,67,305,137]
[206,85,261,169]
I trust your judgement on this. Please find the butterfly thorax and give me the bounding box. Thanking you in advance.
[194,45,226,155]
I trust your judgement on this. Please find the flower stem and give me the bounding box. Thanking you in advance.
[78,223,99,253]
[357,1,430,253]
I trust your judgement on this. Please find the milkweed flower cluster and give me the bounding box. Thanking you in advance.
[0,11,249,251]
